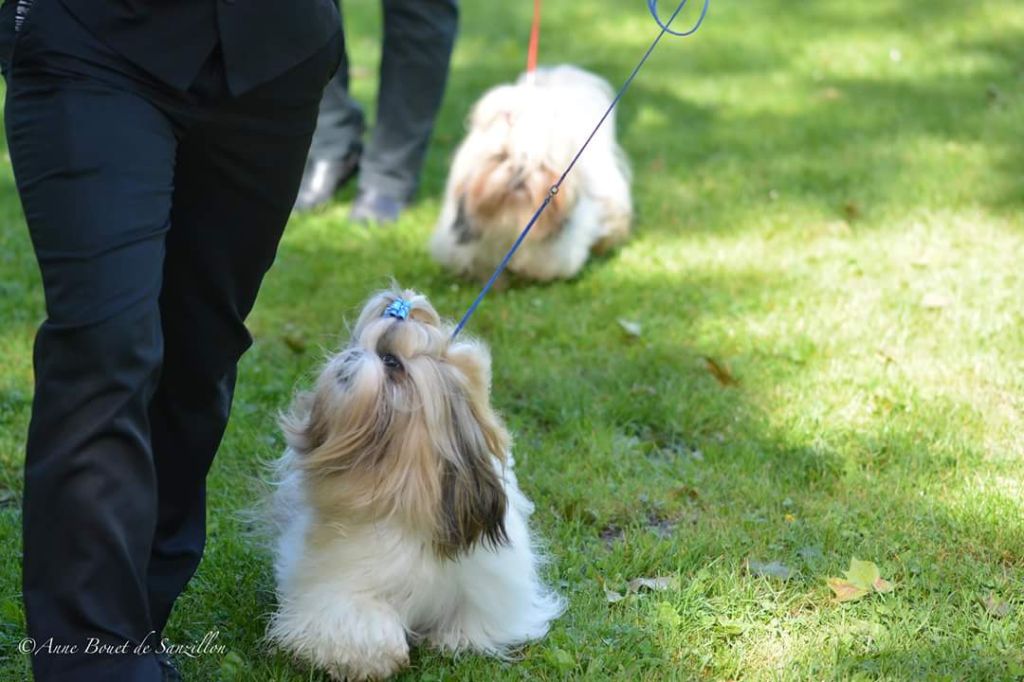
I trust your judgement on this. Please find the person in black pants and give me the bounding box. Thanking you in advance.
[293,0,459,223]
[1,1,342,680]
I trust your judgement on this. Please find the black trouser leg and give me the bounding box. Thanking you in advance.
[359,0,458,200]
[7,36,177,682]
[144,363,236,635]
[145,42,338,635]
[9,0,340,676]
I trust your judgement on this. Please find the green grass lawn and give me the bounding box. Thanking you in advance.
[2,0,1023,679]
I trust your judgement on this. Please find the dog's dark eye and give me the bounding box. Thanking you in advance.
[380,353,402,371]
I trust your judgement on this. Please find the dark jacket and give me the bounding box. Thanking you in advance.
[57,0,340,93]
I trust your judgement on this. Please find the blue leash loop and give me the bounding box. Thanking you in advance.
[450,0,710,339]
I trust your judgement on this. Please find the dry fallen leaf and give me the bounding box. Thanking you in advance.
[281,323,307,354]
[283,335,306,354]
[702,356,738,386]
[627,576,678,594]
[618,319,642,338]
[846,558,881,586]
[604,576,677,604]
[605,588,625,604]
[828,558,894,602]
[873,576,894,593]
[982,593,1011,618]
[827,577,870,602]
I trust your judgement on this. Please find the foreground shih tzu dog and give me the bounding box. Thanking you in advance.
[431,64,632,282]
[269,289,563,680]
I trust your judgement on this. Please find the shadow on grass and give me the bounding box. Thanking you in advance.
[0,0,1021,679]
[182,209,1023,678]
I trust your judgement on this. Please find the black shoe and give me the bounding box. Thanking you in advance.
[156,652,182,682]
[349,188,406,225]
[293,152,360,212]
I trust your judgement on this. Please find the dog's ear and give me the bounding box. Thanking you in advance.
[451,196,479,245]
[435,396,510,558]
[462,153,512,222]
[434,345,510,558]
[531,168,577,241]
[279,391,329,455]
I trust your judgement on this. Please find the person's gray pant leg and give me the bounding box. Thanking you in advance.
[306,2,365,163]
[307,68,365,163]
[359,0,458,202]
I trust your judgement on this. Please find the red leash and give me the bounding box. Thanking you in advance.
[526,0,542,74]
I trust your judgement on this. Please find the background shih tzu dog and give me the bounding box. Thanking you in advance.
[268,288,563,681]
[430,64,632,282]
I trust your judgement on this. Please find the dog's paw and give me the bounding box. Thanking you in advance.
[321,616,409,681]
[272,596,410,680]
[327,644,409,682]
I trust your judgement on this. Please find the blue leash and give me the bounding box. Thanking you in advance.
[449,0,710,339]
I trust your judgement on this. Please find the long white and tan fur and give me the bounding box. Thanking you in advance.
[431,65,632,282]
[268,288,563,680]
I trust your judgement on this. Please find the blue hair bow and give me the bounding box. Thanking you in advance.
[383,298,411,321]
